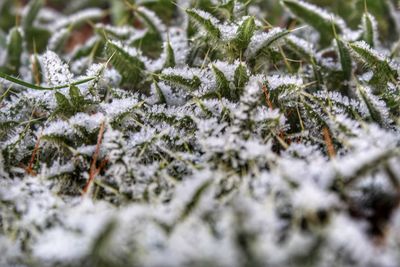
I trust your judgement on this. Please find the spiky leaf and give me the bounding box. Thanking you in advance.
[104,41,145,84]
[187,9,221,39]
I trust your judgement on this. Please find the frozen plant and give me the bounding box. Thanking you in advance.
[0,0,400,267]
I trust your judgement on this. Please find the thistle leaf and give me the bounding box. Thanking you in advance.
[55,91,72,112]
[164,40,176,68]
[53,8,103,31]
[234,63,249,92]
[245,28,290,58]
[22,0,43,30]
[281,0,346,46]
[349,41,397,84]
[69,85,85,108]
[160,70,201,90]
[48,28,71,52]
[212,64,230,97]
[335,38,352,81]
[104,41,145,84]
[234,16,256,51]
[187,9,221,39]
[6,27,23,75]
[135,6,167,40]
[357,84,391,126]
[285,35,316,62]
[153,81,166,104]
[362,12,379,47]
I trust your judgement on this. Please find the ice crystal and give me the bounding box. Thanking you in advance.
[40,50,73,86]
[245,28,287,58]
[1,1,400,267]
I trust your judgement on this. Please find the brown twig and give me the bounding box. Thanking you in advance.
[93,158,109,178]
[25,132,42,176]
[82,121,106,195]
[322,127,336,158]
[261,84,274,110]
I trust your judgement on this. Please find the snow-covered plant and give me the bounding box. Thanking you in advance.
[0,0,400,266]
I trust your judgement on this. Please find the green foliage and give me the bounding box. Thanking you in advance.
[104,41,145,85]
[212,64,230,96]
[1,1,400,267]
[349,41,398,90]
[5,27,23,75]
[335,37,352,81]
[282,0,346,46]
[160,71,202,90]
[55,85,89,117]
[187,9,221,39]
[0,71,95,90]
[164,40,175,68]
[362,12,378,47]
[234,16,256,52]
[234,63,249,93]
[245,28,291,59]
[22,0,44,31]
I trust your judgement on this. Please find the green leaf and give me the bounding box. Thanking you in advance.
[6,27,23,75]
[281,0,345,46]
[31,53,43,85]
[349,41,397,86]
[24,27,52,53]
[164,40,176,68]
[135,6,166,40]
[362,12,378,47]
[69,85,85,108]
[357,84,391,126]
[41,135,73,148]
[110,0,129,25]
[48,28,71,53]
[54,8,103,30]
[160,73,201,90]
[285,35,315,62]
[153,81,166,104]
[0,71,95,90]
[0,29,6,48]
[55,92,72,112]
[104,41,145,84]
[22,0,43,30]
[310,57,324,88]
[234,63,249,90]
[89,219,119,266]
[245,28,291,58]
[218,0,235,20]
[335,38,352,81]
[212,64,230,97]
[302,101,328,127]
[234,16,256,51]
[179,179,212,221]
[111,101,145,125]
[187,9,221,39]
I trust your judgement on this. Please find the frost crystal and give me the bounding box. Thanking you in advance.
[52,8,103,30]
[1,1,400,267]
[245,28,286,58]
[40,51,73,86]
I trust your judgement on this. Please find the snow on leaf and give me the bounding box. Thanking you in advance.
[39,50,73,86]
[244,28,290,58]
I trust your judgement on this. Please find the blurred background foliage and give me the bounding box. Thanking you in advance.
[1,0,399,55]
